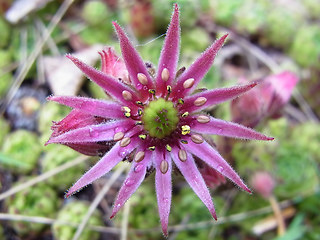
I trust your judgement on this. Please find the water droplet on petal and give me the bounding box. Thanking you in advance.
[89,127,99,137]
[218,128,223,134]
[118,149,130,158]
[134,163,144,172]
[136,83,142,90]
[115,127,124,133]
[124,179,133,186]
[217,165,224,173]
[163,197,169,203]
[116,203,121,208]
[143,86,148,91]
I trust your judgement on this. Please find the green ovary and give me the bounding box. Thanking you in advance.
[142,98,179,139]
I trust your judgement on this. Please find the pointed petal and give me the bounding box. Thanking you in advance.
[171,147,217,220]
[48,96,124,119]
[67,54,138,106]
[110,149,151,218]
[192,116,274,140]
[172,34,228,98]
[184,140,251,193]
[155,4,180,96]
[66,141,137,197]
[155,150,172,236]
[113,22,154,99]
[47,120,135,144]
[181,82,257,113]
[66,142,111,156]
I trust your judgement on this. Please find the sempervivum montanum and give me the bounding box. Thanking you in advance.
[46,4,273,236]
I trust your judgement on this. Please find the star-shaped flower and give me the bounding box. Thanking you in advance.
[47,4,273,235]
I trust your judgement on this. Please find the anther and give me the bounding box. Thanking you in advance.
[124,112,131,118]
[160,160,169,174]
[183,78,195,89]
[136,101,144,106]
[181,140,188,144]
[134,151,145,162]
[167,85,172,94]
[120,137,131,147]
[121,106,131,113]
[135,121,143,125]
[166,144,172,152]
[194,97,207,107]
[175,67,186,79]
[161,68,170,82]
[122,90,132,101]
[191,134,204,144]
[197,115,210,123]
[113,132,124,141]
[181,125,191,135]
[181,112,189,117]
[148,89,156,95]
[137,73,148,85]
[137,109,143,116]
[178,149,187,162]
[139,134,146,140]
[148,146,156,151]
[177,98,184,105]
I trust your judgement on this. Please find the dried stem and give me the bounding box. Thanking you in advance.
[269,195,286,236]
[72,164,128,240]
[0,0,75,115]
[0,155,89,201]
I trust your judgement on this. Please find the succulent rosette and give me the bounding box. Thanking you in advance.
[47,4,273,235]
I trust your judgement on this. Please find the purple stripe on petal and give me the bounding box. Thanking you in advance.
[181,82,257,113]
[172,34,228,99]
[155,4,180,96]
[185,140,251,193]
[155,149,172,236]
[47,120,135,144]
[66,54,138,106]
[192,116,274,140]
[171,147,217,220]
[113,22,154,99]
[65,141,137,197]
[48,96,124,119]
[110,149,151,218]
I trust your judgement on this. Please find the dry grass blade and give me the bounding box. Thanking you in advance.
[0,0,75,115]
[0,155,89,201]
[121,198,130,240]
[72,164,128,240]
[0,213,121,234]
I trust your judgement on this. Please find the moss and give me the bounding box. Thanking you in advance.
[53,201,103,240]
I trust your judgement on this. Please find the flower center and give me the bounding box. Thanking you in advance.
[142,98,179,139]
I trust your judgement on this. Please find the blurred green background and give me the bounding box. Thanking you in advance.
[0,0,319,239]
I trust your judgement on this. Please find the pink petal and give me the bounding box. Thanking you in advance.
[155,4,180,96]
[47,119,135,144]
[181,82,257,113]
[172,34,228,99]
[99,47,130,84]
[66,141,137,197]
[171,147,217,220]
[192,116,274,140]
[155,149,172,236]
[48,96,124,119]
[185,140,251,193]
[67,54,138,106]
[113,22,154,99]
[110,149,151,218]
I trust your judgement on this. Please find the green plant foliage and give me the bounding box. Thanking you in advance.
[1,130,42,173]
[212,0,244,27]
[5,180,60,236]
[0,17,10,48]
[41,145,87,191]
[52,201,103,240]
[290,25,320,68]
[82,1,110,26]
[0,117,10,147]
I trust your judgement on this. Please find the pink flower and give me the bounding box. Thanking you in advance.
[47,4,273,235]
[250,172,275,199]
[231,72,298,127]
